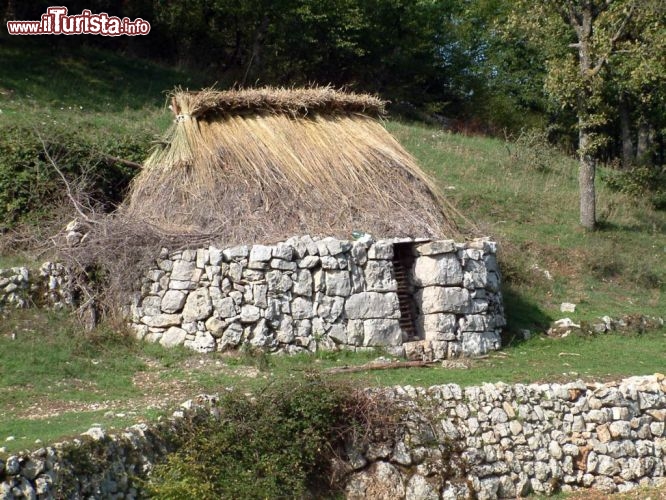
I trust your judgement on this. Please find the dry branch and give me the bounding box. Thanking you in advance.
[325,360,437,374]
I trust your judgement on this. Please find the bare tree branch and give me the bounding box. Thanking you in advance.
[38,133,98,225]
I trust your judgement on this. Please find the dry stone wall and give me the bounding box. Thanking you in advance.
[0,263,74,310]
[346,374,666,499]
[1,376,664,499]
[129,236,505,359]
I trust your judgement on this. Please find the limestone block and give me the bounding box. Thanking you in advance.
[459,314,492,332]
[277,316,295,343]
[417,287,471,314]
[328,323,347,344]
[461,331,501,357]
[187,331,216,353]
[160,327,187,348]
[365,261,398,292]
[249,320,271,347]
[349,263,366,293]
[320,255,339,269]
[417,313,457,341]
[204,317,225,338]
[214,297,237,318]
[208,246,223,266]
[324,269,351,296]
[218,323,243,350]
[363,318,402,346]
[486,271,501,292]
[141,314,181,328]
[171,260,196,281]
[222,245,249,261]
[347,320,364,346]
[161,290,186,313]
[292,270,313,297]
[345,292,400,319]
[273,243,294,260]
[285,236,307,258]
[367,240,394,260]
[292,297,314,320]
[297,255,320,269]
[266,270,292,293]
[295,319,312,338]
[317,295,345,322]
[300,234,319,256]
[157,259,173,272]
[414,240,456,256]
[405,474,439,500]
[141,295,162,316]
[253,283,268,308]
[228,262,243,281]
[242,269,265,281]
[249,245,272,262]
[182,288,212,322]
[240,304,261,323]
[413,254,463,287]
[196,249,209,268]
[463,259,488,289]
[351,241,368,265]
[270,258,297,272]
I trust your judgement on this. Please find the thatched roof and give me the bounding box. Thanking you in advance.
[122,87,460,243]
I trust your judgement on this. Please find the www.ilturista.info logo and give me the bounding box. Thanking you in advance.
[6,6,150,36]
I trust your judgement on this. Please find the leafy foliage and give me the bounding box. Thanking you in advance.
[605,165,666,210]
[144,375,374,499]
[0,120,150,229]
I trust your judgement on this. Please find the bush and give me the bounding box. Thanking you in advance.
[144,375,381,499]
[604,165,666,210]
[506,128,563,173]
[0,122,150,230]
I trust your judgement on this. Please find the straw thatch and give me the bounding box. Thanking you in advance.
[122,87,460,243]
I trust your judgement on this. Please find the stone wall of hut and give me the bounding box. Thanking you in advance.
[129,236,505,359]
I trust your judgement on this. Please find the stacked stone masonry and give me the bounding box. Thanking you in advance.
[129,236,505,359]
[1,376,664,499]
[0,263,73,310]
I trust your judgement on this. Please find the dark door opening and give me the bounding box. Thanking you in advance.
[392,242,419,341]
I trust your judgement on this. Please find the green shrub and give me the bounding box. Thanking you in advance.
[506,128,562,173]
[144,375,376,499]
[604,165,666,210]
[0,122,150,229]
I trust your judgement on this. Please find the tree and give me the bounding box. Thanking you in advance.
[507,1,647,229]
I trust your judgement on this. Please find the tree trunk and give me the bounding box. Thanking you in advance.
[620,97,634,168]
[636,117,652,162]
[579,120,596,230]
[575,6,597,230]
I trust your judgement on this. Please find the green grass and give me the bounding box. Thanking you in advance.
[388,122,666,329]
[0,308,663,453]
[0,410,158,454]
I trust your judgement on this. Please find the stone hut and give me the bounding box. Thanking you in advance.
[123,87,504,359]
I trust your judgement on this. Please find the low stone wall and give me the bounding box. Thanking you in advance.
[0,263,73,310]
[347,374,666,499]
[1,376,664,499]
[129,236,505,359]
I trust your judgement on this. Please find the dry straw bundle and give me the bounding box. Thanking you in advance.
[123,86,460,243]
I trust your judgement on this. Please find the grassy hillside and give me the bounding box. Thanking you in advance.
[0,40,664,453]
[388,123,665,330]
